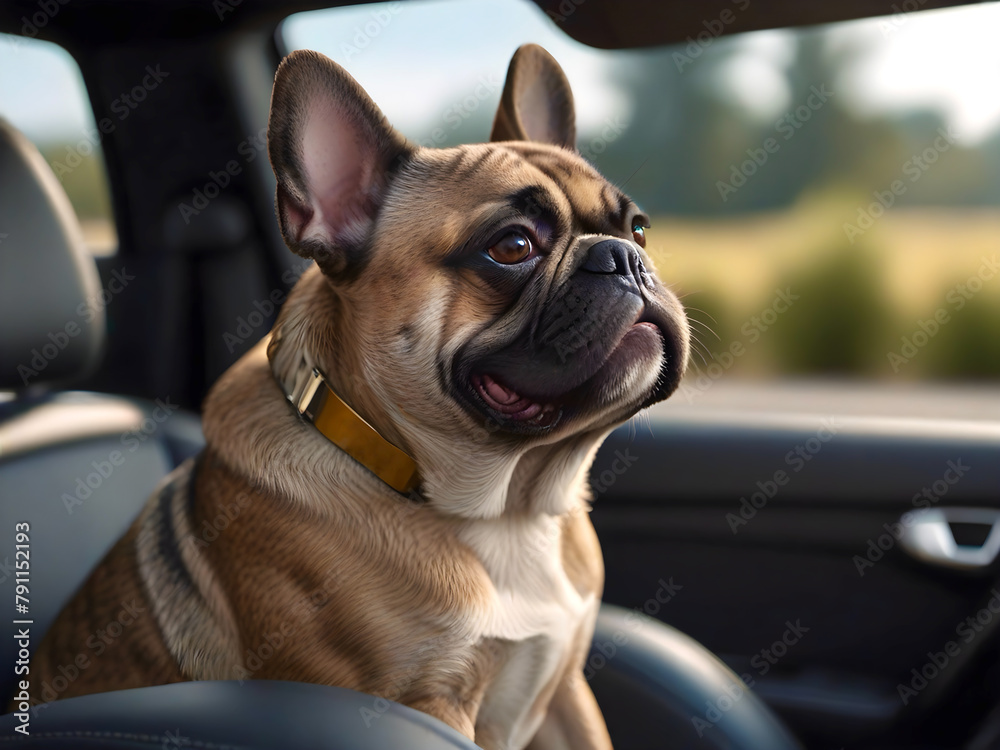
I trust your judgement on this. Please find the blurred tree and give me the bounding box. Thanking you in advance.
[918,291,1000,379]
[767,241,897,374]
[580,27,1000,216]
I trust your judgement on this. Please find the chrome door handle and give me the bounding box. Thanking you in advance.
[900,507,1000,570]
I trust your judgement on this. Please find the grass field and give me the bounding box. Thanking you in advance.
[645,196,1000,380]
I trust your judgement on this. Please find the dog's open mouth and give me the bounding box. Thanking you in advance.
[471,373,562,428]
[462,315,676,436]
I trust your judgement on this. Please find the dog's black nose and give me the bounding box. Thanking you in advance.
[580,238,646,287]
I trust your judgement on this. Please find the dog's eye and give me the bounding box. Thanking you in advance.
[631,223,647,248]
[487,232,533,264]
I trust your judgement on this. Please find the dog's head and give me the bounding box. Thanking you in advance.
[268,45,689,517]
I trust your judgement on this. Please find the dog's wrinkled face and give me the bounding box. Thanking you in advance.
[268,46,688,510]
[397,142,689,438]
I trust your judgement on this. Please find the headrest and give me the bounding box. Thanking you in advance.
[0,118,105,391]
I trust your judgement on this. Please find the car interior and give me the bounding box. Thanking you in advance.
[1,0,1000,748]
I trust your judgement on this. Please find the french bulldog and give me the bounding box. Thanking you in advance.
[29,44,689,749]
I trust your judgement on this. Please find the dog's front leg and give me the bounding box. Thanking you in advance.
[526,672,613,750]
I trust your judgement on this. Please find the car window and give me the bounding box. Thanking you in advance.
[285,0,1000,387]
[0,34,117,256]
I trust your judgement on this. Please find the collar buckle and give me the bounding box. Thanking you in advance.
[266,329,420,495]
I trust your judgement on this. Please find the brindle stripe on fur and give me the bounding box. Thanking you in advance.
[456,148,501,179]
[135,459,243,681]
[151,473,196,593]
[513,159,611,235]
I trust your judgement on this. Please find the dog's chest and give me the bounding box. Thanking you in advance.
[458,515,597,749]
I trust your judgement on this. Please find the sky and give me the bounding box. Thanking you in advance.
[828,1,1000,144]
[2,0,1000,145]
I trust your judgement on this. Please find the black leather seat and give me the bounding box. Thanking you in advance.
[0,116,801,749]
[0,608,801,749]
[0,117,204,705]
[0,680,482,749]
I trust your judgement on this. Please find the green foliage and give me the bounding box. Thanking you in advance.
[37,145,113,223]
[919,291,1000,379]
[766,243,897,375]
[590,32,1000,217]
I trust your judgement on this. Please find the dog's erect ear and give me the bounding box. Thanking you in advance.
[490,44,576,149]
[268,50,413,279]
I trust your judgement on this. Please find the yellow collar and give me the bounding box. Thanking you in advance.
[266,330,420,494]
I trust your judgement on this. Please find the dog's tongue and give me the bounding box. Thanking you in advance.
[473,374,557,425]
[477,374,535,414]
[482,375,521,405]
